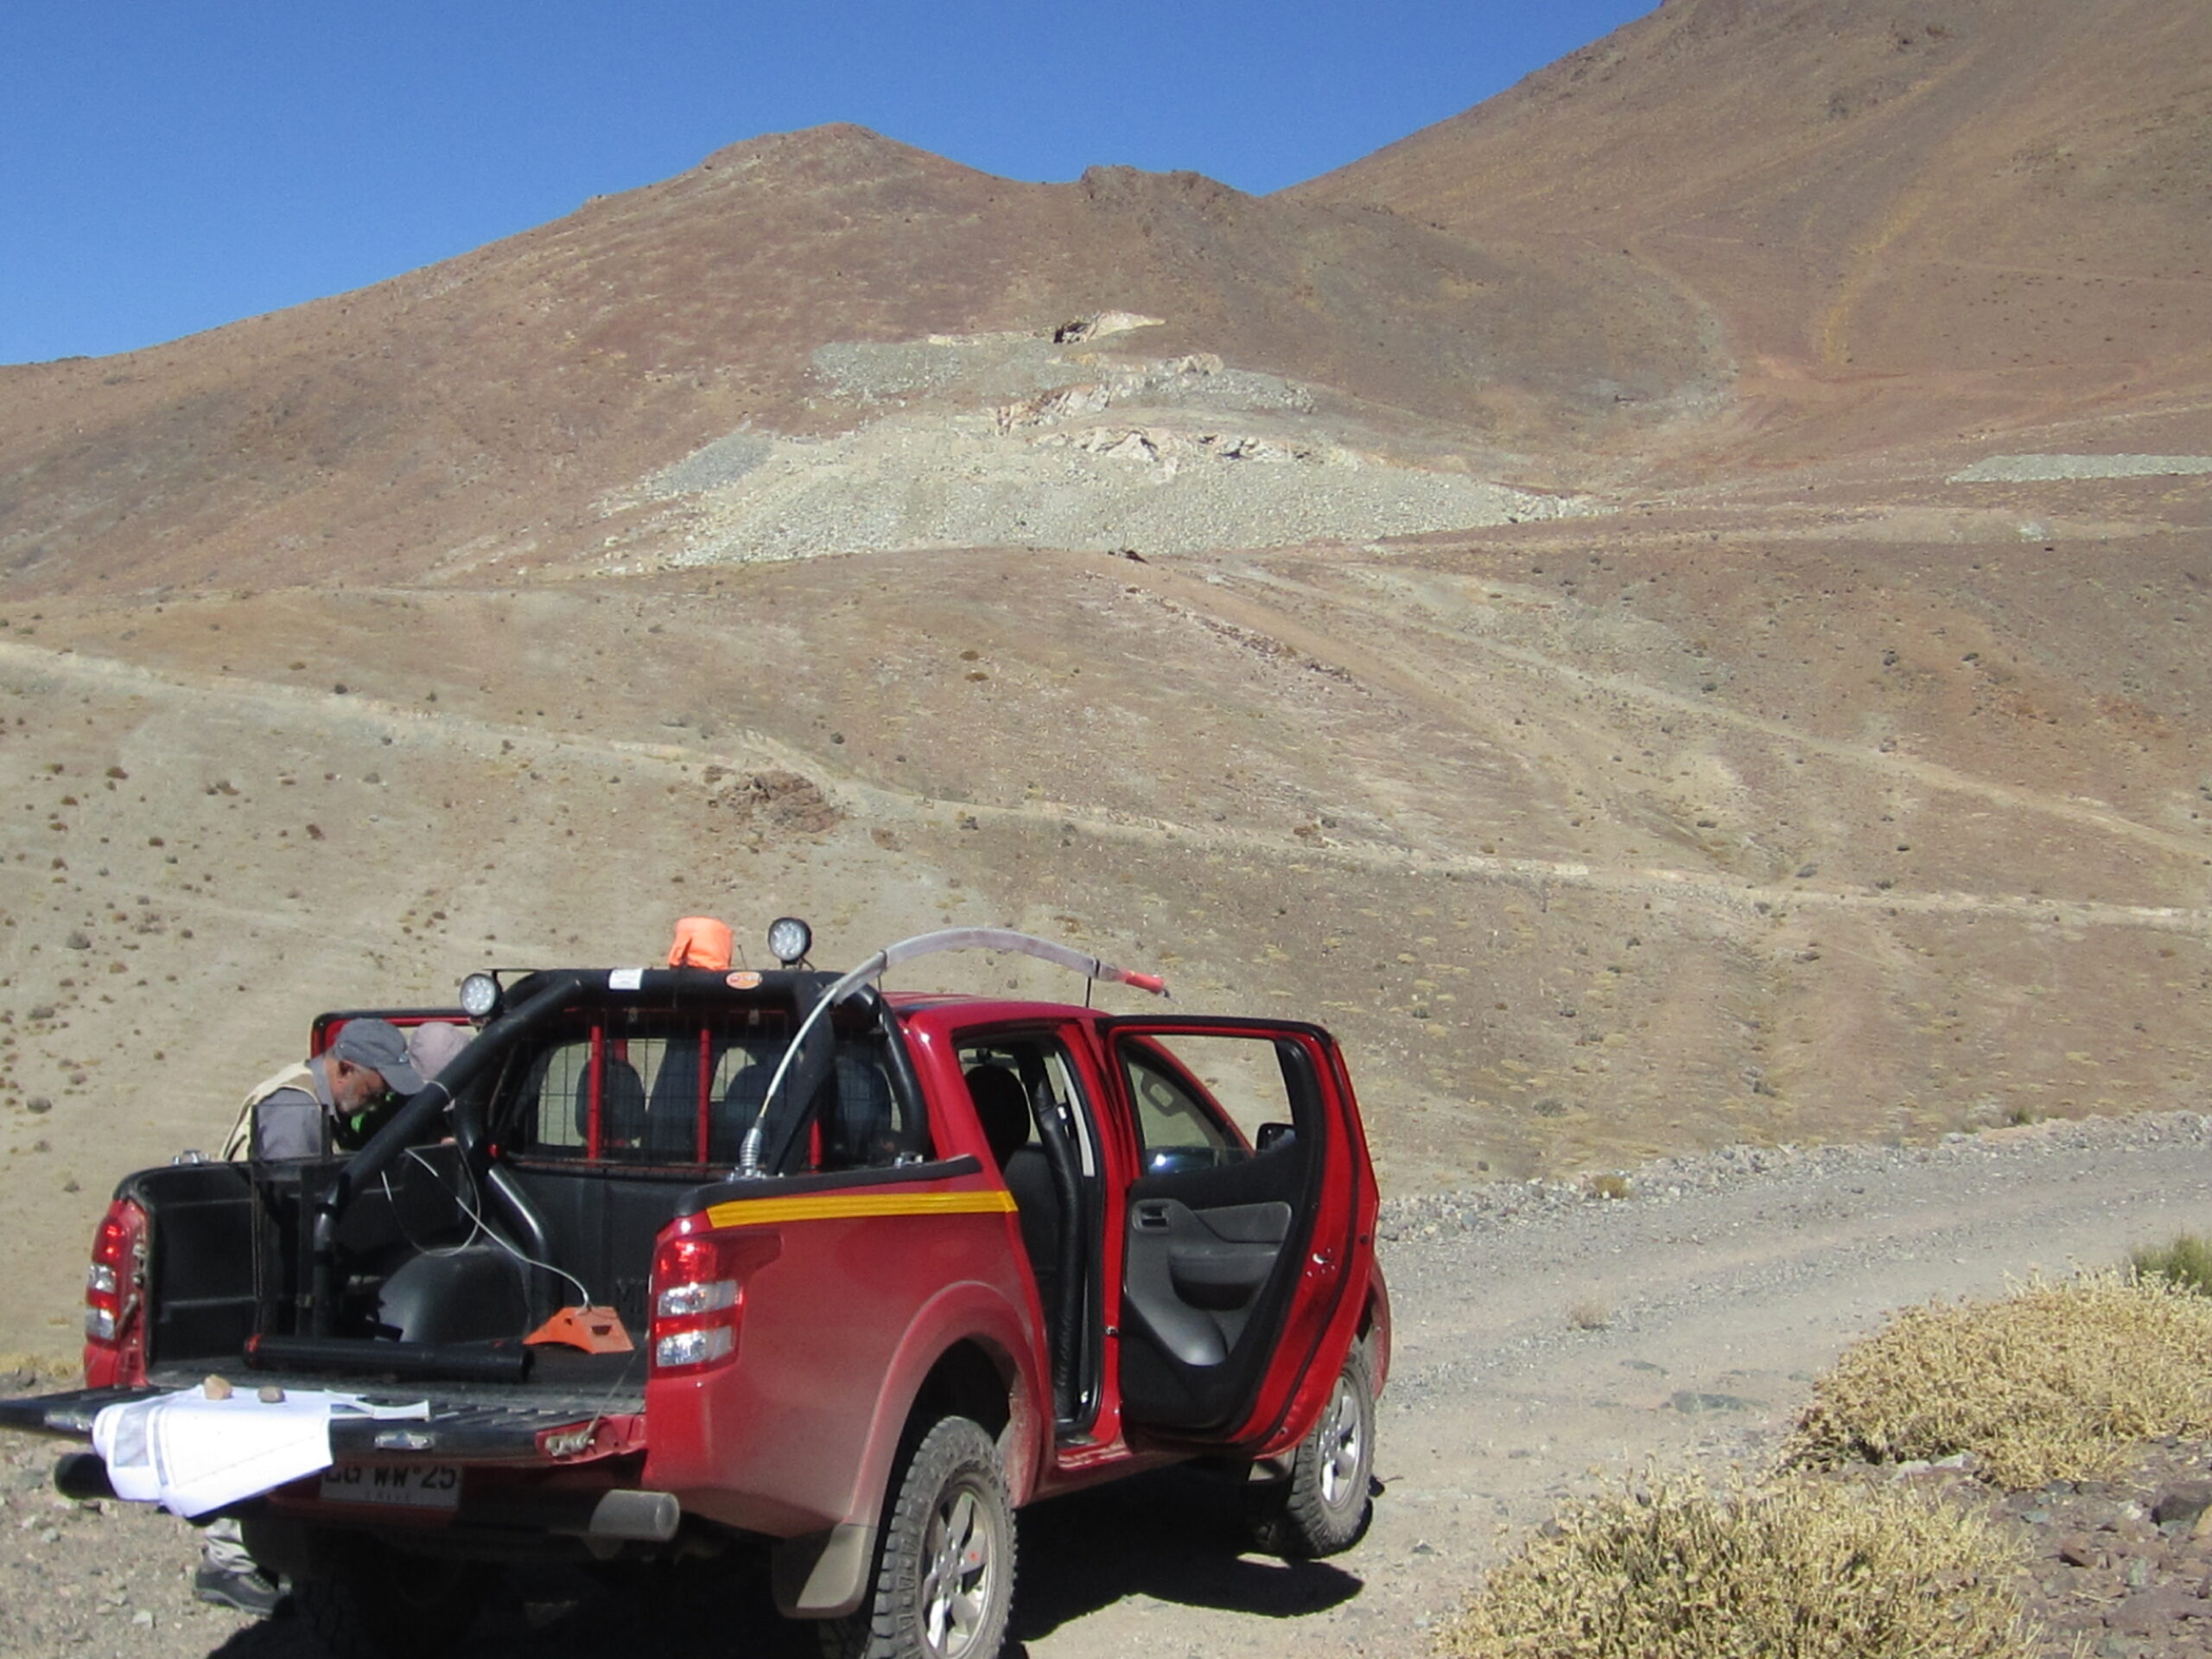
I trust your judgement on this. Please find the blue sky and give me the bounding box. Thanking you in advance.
[0,2,1655,365]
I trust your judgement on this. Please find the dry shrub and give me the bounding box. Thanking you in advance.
[1442,1472,2035,1659]
[2127,1230,2212,1297]
[0,1351,73,1391]
[1788,1271,2212,1489]
[1567,1298,1611,1332]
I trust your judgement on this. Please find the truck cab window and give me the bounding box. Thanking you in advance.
[506,1020,922,1171]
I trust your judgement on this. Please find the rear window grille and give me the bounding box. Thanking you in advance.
[505,1016,921,1173]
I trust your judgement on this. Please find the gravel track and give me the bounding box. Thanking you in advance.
[7,1109,2211,1658]
[1948,453,2212,482]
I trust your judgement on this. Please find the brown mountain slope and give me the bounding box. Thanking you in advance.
[0,126,1708,599]
[1289,0,2212,464]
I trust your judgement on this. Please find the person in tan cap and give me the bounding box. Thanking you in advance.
[405,1019,473,1087]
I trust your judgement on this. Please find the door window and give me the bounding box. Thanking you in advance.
[958,1040,1095,1168]
[954,1032,1099,1426]
[1121,1034,1299,1173]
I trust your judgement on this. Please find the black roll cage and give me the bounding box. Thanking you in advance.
[302,969,927,1336]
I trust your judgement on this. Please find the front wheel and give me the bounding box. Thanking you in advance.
[820,1415,1017,1659]
[1249,1352,1376,1558]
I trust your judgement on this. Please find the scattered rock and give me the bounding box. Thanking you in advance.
[705,770,842,836]
[2152,1482,2212,1530]
[1669,1391,1763,1414]
[2057,1533,2104,1568]
[2107,1585,2207,1633]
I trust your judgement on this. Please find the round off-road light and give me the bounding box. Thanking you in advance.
[459,973,501,1020]
[766,917,812,967]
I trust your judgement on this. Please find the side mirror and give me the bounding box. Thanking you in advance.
[1256,1122,1297,1154]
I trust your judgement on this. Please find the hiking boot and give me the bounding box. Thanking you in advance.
[193,1563,284,1617]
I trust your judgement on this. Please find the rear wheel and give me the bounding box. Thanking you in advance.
[292,1543,489,1659]
[1249,1352,1375,1558]
[820,1415,1016,1659]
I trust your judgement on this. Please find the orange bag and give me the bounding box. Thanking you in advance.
[667,916,734,971]
[524,1305,634,1355]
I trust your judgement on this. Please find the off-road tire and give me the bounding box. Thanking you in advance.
[1249,1351,1376,1558]
[819,1415,1017,1659]
[291,1544,488,1659]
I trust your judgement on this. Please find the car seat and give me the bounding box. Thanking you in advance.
[575,1058,647,1154]
[965,1065,1064,1325]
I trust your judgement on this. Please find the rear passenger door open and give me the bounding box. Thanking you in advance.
[1100,1020,1363,1449]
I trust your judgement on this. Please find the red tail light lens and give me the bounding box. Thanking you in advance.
[83,1198,149,1387]
[647,1229,777,1376]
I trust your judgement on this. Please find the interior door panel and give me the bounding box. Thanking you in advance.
[1125,1198,1292,1361]
[1107,1028,1325,1433]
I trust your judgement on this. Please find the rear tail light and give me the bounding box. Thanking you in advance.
[83,1198,149,1387]
[648,1230,776,1376]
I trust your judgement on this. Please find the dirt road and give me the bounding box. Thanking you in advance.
[6,1109,2210,1658]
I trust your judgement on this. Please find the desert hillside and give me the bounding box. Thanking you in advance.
[1292,0,2212,464]
[1,0,2208,1355]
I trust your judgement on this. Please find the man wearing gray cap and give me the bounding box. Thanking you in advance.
[220,1018,426,1162]
[197,1016,431,1613]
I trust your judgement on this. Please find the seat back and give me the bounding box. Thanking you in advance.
[965,1065,1031,1169]
[574,1058,647,1153]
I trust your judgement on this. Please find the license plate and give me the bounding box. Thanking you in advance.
[320,1463,462,1510]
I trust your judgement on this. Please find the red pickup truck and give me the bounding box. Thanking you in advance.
[1,924,1389,1659]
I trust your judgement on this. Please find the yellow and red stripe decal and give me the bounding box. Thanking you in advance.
[702,1188,1016,1230]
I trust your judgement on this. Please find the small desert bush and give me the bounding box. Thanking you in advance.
[1788,1271,2212,1489]
[1441,1471,2035,1659]
[1567,1298,1611,1332]
[2127,1230,2212,1297]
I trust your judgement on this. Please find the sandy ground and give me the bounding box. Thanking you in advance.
[7,1109,2209,1658]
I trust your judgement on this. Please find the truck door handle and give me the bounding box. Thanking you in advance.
[1133,1202,1172,1231]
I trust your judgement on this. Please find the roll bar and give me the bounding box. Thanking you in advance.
[733,929,1168,1175]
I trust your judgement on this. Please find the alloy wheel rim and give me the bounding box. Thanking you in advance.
[1315,1373,1364,1509]
[919,1480,995,1658]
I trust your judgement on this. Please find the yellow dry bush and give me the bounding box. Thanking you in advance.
[1788,1271,2212,1490]
[1443,1472,2035,1659]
